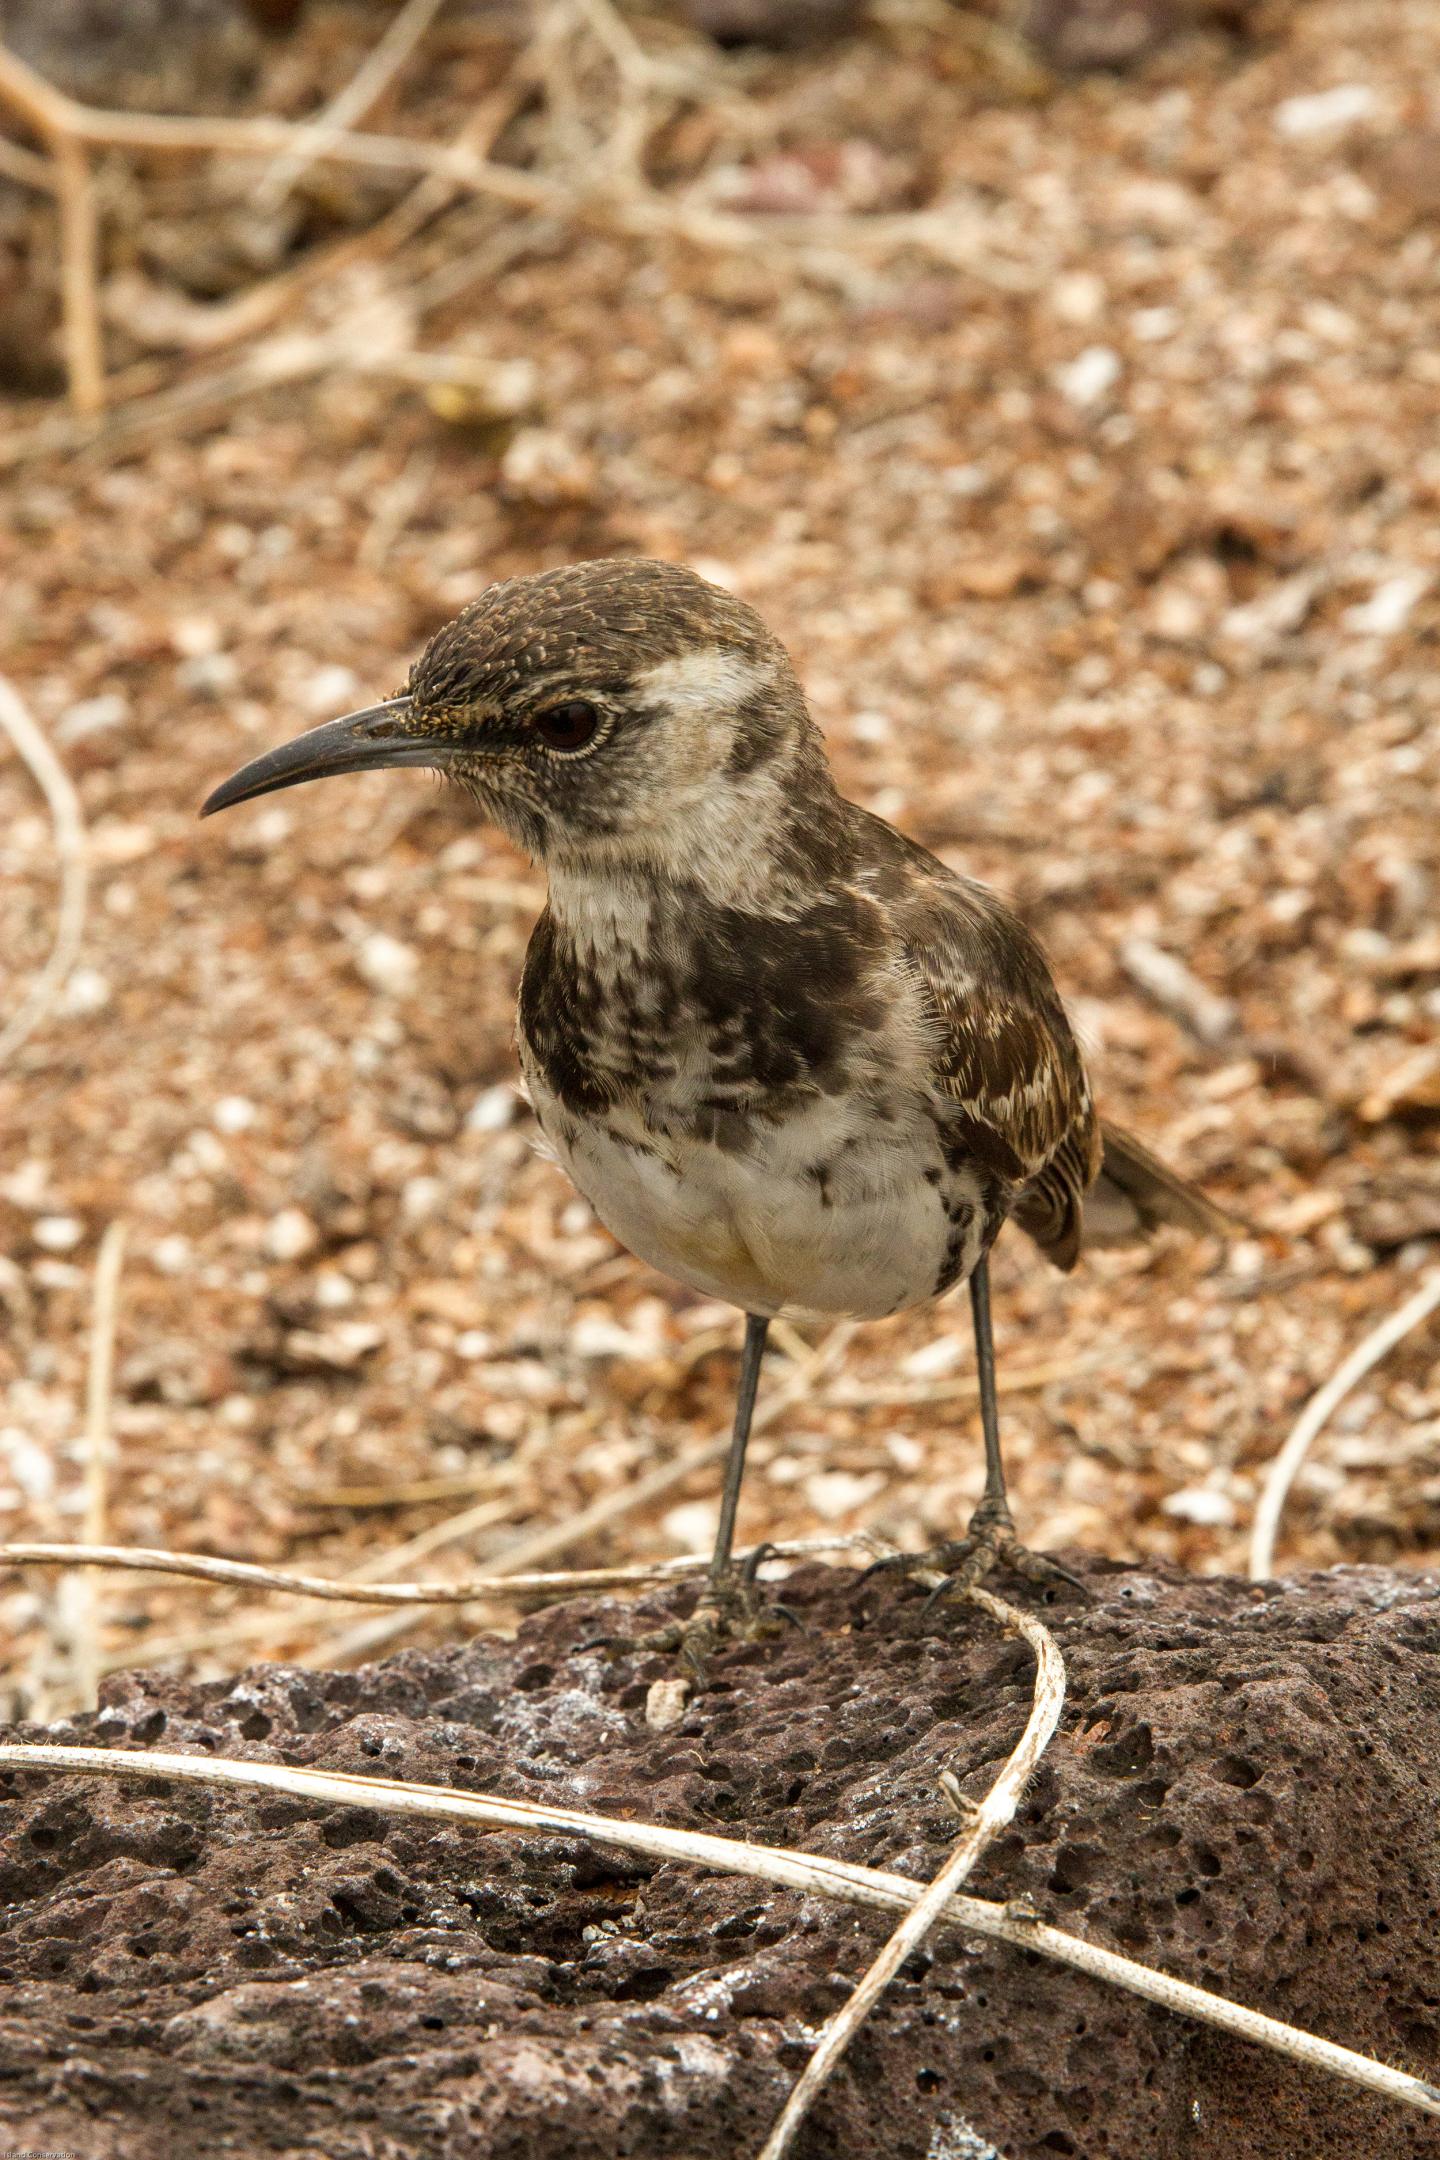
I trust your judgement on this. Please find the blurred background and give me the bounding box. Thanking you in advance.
[1,0,1438,1715]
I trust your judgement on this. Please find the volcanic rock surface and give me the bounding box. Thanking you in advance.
[2,1556,1439,2159]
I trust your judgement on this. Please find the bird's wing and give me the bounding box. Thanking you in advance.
[860,814,1226,1270]
[893,858,1100,1269]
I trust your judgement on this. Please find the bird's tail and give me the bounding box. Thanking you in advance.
[1083,1120,1235,1247]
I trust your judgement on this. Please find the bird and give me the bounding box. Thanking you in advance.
[202,556,1228,1653]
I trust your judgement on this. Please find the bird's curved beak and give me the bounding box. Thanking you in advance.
[200,696,457,817]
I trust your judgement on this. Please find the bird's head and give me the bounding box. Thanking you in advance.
[202,559,829,883]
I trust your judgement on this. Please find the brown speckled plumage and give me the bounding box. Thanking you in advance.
[388,557,1224,1312]
[202,554,1229,1607]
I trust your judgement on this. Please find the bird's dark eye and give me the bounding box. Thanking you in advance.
[535,699,599,752]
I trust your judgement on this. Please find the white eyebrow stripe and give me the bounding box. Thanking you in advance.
[636,647,769,714]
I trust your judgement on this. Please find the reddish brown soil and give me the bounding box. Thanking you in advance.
[1,2,1438,1713]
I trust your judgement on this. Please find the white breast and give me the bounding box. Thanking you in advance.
[527,1073,984,1321]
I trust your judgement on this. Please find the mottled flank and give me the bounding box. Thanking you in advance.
[384,555,1223,1319]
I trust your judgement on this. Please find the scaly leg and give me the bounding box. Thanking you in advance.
[640,1314,792,1673]
[708,1311,769,1590]
[870,1257,1084,1603]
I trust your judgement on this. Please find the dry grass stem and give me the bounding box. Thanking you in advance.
[0,39,71,138]
[1249,1268,1440,1580]
[254,0,452,213]
[296,1469,529,1509]
[0,672,90,1067]
[339,1488,531,1582]
[81,1225,127,1554]
[0,43,103,410]
[300,1318,858,1662]
[758,1585,1066,2159]
[95,1535,883,1678]
[825,1352,1102,1411]
[51,133,104,415]
[69,1222,127,1713]
[0,1532,881,1610]
[0,1741,1435,2128]
[0,131,53,191]
[0,27,1037,426]
[36,102,560,199]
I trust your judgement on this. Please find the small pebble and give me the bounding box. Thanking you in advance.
[61,968,111,1016]
[1161,1487,1237,1529]
[357,933,420,998]
[466,1084,518,1133]
[1274,84,1376,138]
[214,1096,256,1134]
[33,1216,82,1252]
[264,1207,319,1262]
[902,1335,962,1379]
[304,664,362,716]
[1053,345,1121,407]
[55,692,128,744]
[645,1678,691,1732]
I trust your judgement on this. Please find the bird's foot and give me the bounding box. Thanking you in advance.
[866,1495,1087,1609]
[633,1546,800,1678]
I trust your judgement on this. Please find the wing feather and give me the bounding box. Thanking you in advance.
[889,851,1099,1266]
[856,815,1227,1271]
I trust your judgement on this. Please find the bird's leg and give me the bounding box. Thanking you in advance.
[709,1311,770,1593]
[868,1258,1085,1604]
[673,1313,792,1670]
[965,1250,1018,1548]
[636,1314,792,1673]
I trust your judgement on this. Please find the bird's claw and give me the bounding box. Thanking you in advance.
[864,1497,1088,1609]
[630,1554,801,1678]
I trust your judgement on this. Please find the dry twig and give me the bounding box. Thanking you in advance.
[0,1531,881,1611]
[0,23,1025,431]
[297,1468,525,1509]
[824,1350,1104,1411]
[0,672,90,1067]
[1249,1268,1440,1580]
[304,1317,857,1665]
[0,1741,1434,2129]
[253,0,452,213]
[0,129,52,190]
[0,43,105,410]
[759,1583,1065,2158]
[69,1222,127,1713]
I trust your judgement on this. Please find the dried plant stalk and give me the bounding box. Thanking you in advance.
[0,25,1033,424]
[254,0,452,212]
[70,1222,127,1712]
[0,1532,882,1609]
[0,131,53,190]
[758,1585,1065,2158]
[1249,1268,1440,1579]
[51,133,104,413]
[0,673,90,1066]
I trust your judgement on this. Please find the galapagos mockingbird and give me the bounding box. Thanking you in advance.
[204,557,1227,1646]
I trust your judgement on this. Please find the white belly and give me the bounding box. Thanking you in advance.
[529,1080,984,1321]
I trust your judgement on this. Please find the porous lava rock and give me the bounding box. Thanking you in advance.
[1,1556,1439,2158]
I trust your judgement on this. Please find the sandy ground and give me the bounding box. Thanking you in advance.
[1,0,1439,1710]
